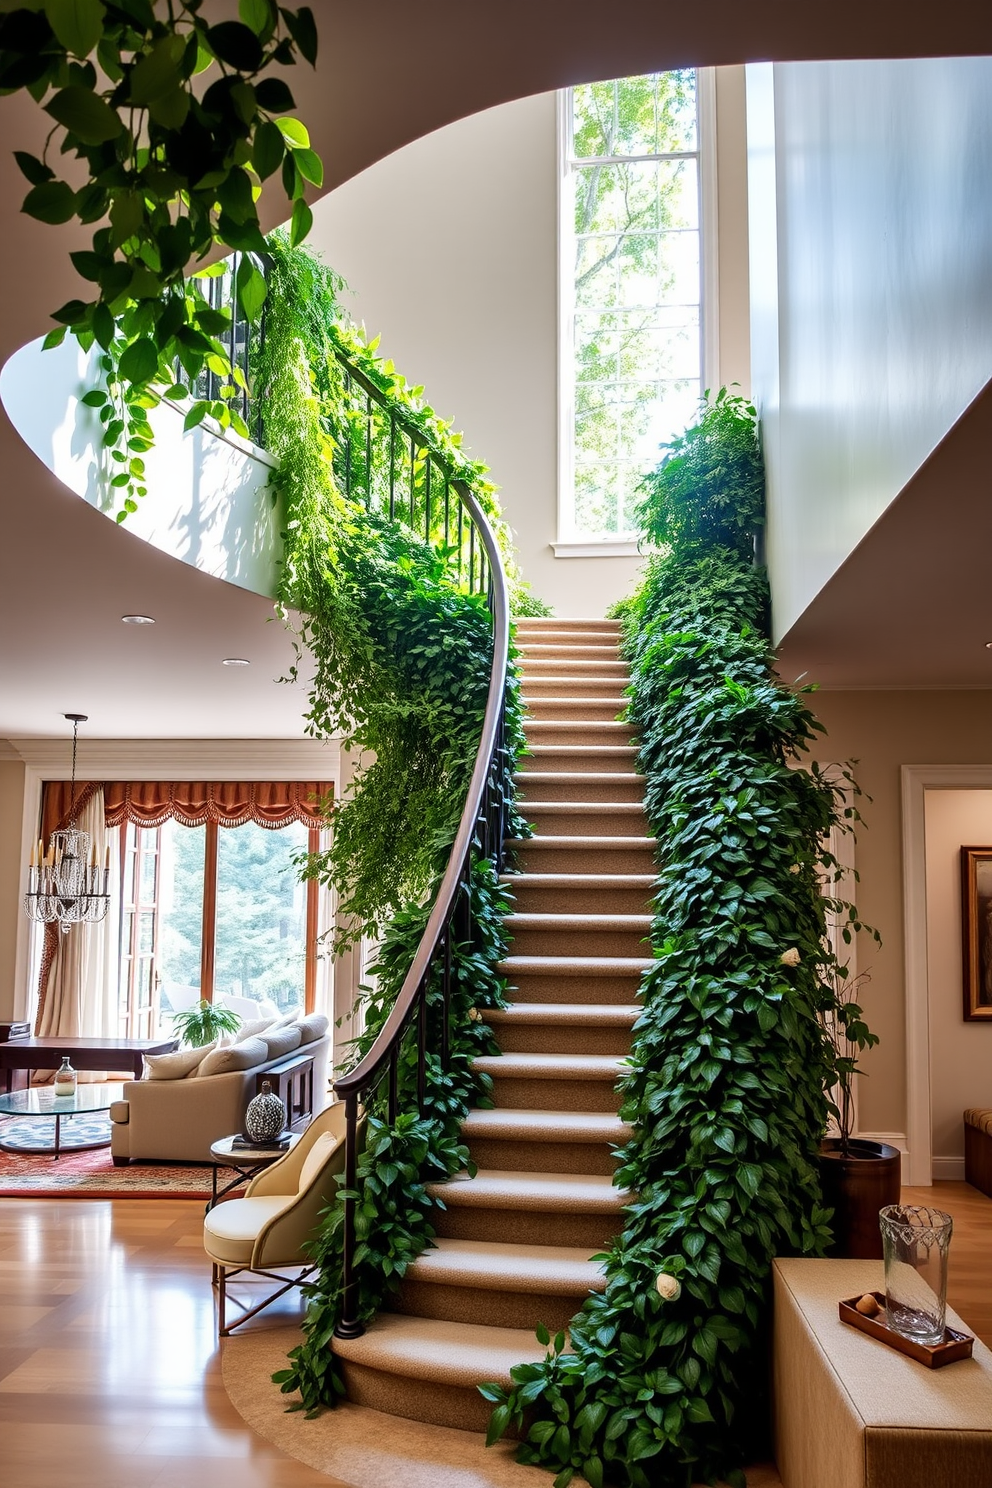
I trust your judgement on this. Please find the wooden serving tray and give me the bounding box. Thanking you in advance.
[839,1292,974,1368]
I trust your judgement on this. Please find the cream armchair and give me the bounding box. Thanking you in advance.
[203,1102,346,1335]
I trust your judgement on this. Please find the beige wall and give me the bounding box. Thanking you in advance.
[923,789,992,1174]
[307,71,750,618]
[0,756,26,1021]
[811,690,992,1144]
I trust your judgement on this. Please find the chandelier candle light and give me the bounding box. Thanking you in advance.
[23,714,110,934]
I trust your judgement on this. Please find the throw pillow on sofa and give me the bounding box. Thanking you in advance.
[262,1025,303,1061]
[143,1042,216,1080]
[296,1012,329,1046]
[235,1016,276,1043]
[196,1036,270,1078]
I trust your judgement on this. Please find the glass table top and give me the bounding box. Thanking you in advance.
[0,1083,124,1117]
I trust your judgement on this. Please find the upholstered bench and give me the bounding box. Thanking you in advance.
[964,1108,992,1198]
[773,1257,992,1488]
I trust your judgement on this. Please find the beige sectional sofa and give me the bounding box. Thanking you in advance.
[109,1015,331,1164]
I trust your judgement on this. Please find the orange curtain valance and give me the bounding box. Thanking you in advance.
[103,781,333,830]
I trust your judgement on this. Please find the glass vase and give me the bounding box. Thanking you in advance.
[879,1204,953,1345]
[53,1055,77,1099]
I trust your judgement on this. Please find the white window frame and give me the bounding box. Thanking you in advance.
[555,67,719,556]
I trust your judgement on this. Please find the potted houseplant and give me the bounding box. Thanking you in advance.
[819,972,901,1258]
[171,1000,242,1049]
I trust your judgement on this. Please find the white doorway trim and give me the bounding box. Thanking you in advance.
[900,764,992,1185]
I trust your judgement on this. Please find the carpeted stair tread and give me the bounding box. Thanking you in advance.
[332,1313,554,1387]
[429,1168,629,1212]
[505,834,655,851]
[515,771,644,787]
[472,1051,626,1081]
[525,744,638,759]
[522,801,646,816]
[461,1108,633,1145]
[505,913,651,932]
[502,872,654,890]
[524,719,633,733]
[499,954,652,974]
[487,1001,640,1026]
[405,1237,607,1294]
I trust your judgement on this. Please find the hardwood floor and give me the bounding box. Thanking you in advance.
[0,1183,988,1486]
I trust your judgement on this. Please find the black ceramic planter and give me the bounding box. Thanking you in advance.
[818,1137,902,1259]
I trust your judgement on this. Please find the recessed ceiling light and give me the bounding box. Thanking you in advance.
[222,657,250,666]
[121,614,155,625]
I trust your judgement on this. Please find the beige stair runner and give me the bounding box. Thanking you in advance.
[333,617,651,1432]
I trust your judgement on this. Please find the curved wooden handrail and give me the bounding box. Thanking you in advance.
[334,477,510,1099]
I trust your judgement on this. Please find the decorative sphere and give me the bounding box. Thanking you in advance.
[244,1080,287,1143]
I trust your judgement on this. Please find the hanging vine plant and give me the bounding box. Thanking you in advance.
[0,0,322,514]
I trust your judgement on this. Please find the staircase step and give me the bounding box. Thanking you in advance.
[502,871,654,914]
[506,911,650,960]
[515,769,645,803]
[525,696,627,722]
[394,1236,606,1331]
[473,1050,625,1112]
[508,834,656,874]
[523,719,636,749]
[500,954,650,1006]
[334,1313,551,1432]
[516,619,620,636]
[428,1168,629,1247]
[488,998,639,1055]
[521,801,648,838]
[523,743,639,774]
[461,1109,631,1174]
[520,654,627,672]
[523,675,630,700]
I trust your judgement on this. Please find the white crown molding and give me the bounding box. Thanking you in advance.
[8,736,341,778]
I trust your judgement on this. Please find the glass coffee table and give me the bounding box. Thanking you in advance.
[0,1084,121,1158]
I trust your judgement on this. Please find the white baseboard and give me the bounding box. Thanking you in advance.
[856,1130,908,1155]
[931,1156,966,1182]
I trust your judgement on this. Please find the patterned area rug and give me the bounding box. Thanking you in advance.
[0,1115,219,1197]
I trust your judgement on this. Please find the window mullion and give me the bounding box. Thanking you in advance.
[200,818,218,1003]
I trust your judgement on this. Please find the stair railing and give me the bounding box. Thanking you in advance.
[325,344,511,1340]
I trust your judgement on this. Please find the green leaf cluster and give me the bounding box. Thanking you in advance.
[636,388,765,562]
[170,998,241,1047]
[485,404,876,1486]
[5,1,321,514]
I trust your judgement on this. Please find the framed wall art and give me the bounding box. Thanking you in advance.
[960,846,992,1020]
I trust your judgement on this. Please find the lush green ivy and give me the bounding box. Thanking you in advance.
[2,1,322,517]
[255,236,536,938]
[273,853,514,1414]
[636,388,765,563]
[485,400,874,1487]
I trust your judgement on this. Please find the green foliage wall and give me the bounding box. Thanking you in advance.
[487,397,864,1488]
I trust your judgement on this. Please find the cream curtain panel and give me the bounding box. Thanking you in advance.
[35,789,119,1077]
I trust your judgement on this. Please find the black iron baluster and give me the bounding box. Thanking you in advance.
[425,457,432,543]
[334,1091,363,1339]
[409,438,416,527]
[344,370,352,499]
[389,411,396,519]
[416,975,428,1113]
[457,500,464,583]
[468,521,476,593]
[229,253,238,404]
[444,480,450,548]
[388,1045,398,1125]
[365,392,373,509]
[441,928,452,1069]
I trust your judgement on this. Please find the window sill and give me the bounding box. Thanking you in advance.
[551,540,643,559]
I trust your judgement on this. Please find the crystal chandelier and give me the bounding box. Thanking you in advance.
[23,713,110,935]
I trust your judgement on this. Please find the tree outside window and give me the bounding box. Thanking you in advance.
[562,71,703,541]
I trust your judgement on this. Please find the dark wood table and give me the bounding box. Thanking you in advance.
[0,1037,179,1094]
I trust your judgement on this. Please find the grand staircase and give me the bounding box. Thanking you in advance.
[333,617,654,1431]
